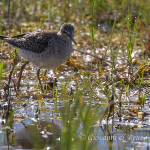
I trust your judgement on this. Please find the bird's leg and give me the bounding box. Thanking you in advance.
[44,70,47,76]
[37,69,44,93]
[17,61,29,91]
[47,70,57,89]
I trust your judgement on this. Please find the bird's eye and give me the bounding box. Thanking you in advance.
[63,30,67,34]
[63,30,71,37]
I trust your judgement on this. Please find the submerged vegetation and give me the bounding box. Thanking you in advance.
[0,0,150,149]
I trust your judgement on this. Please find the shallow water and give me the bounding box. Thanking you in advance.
[0,0,150,148]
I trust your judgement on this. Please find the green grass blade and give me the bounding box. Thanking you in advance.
[0,62,3,80]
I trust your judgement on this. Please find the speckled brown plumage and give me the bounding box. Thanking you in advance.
[0,31,58,53]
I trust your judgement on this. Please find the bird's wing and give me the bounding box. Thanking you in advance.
[2,31,57,53]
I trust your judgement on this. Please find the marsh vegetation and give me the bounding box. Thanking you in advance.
[0,0,150,149]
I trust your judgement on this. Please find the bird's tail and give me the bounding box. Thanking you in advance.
[0,36,9,41]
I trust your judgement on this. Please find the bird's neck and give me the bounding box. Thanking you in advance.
[57,31,62,37]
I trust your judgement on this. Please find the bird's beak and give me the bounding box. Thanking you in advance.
[69,35,77,45]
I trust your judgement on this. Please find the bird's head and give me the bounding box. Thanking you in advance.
[59,23,77,45]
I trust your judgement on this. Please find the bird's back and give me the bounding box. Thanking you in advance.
[0,31,59,53]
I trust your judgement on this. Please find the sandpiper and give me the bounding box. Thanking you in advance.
[0,23,76,69]
[0,23,76,91]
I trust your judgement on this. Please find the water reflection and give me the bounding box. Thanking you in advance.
[2,120,61,150]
